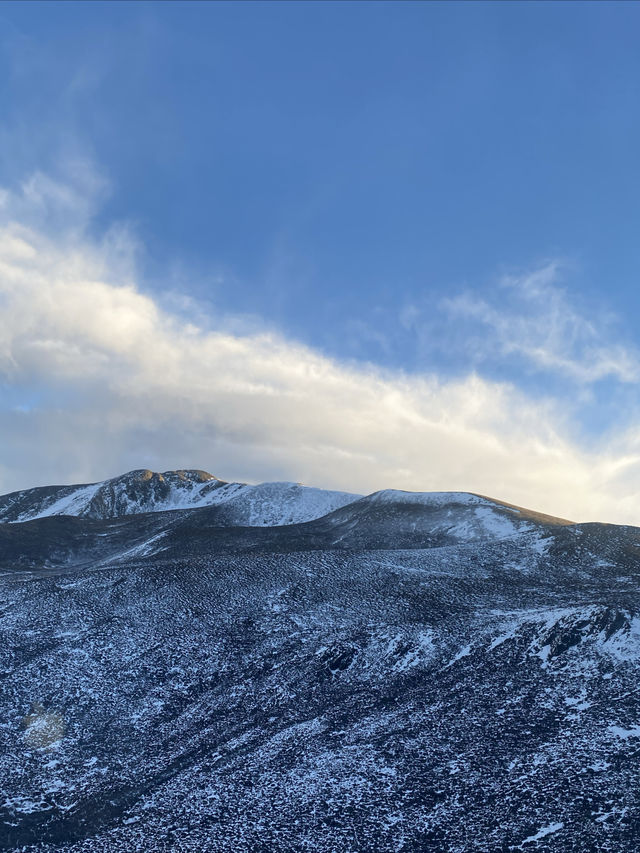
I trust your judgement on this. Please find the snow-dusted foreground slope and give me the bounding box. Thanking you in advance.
[2,470,640,852]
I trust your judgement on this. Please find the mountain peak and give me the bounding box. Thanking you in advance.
[123,468,220,484]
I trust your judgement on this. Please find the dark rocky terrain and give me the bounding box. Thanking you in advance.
[1,469,639,851]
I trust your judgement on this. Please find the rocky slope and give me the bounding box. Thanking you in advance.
[0,471,639,851]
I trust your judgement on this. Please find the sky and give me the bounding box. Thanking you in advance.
[1,0,640,523]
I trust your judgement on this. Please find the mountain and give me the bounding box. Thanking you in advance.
[0,468,361,526]
[0,470,639,852]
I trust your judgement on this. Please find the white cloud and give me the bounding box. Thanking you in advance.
[1,173,640,524]
[444,263,640,384]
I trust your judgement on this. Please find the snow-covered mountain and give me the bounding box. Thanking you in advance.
[1,469,639,852]
[0,468,361,526]
[312,488,568,547]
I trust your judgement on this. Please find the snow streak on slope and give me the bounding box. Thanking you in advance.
[13,483,103,523]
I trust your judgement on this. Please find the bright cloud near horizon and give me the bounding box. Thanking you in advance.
[1,2,640,524]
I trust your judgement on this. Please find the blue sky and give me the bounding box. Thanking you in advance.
[1,1,640,521]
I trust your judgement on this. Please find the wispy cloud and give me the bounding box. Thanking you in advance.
[1,172,640,524]
[443,263,640,384]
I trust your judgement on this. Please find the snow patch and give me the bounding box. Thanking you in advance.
[608,723,640,739]
[520,822,564,845]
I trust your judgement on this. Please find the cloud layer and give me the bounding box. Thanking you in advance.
[2,173,640,524]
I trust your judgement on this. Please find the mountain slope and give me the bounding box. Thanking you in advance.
[1,470,639,852]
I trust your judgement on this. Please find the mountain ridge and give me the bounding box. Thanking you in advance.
[0,467,574,529]
[0,468,361,527]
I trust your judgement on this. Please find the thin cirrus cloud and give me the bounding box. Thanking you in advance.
[1,171,640,524]
[443,264,640,384]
